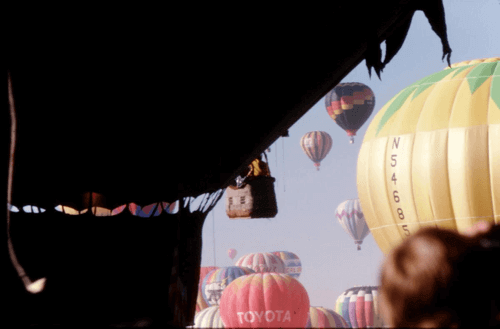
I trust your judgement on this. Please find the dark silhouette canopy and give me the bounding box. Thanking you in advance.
[4,2,451,327]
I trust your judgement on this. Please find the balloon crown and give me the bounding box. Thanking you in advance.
[444,57,499,69]
[343,285,378,293]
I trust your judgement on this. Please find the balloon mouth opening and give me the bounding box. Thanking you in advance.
[346,130,357,136]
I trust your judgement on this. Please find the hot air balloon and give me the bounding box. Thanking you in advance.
[235,252,285,273]
[201,266,255,306]
[335,199,371,250]
[196,266,218,313]
[335,286,384,328]
[306,306,348,328]
[325,82,375,143]
[300,131,333,170]
[227,248,237,260]
[270,251,302,279]
[357,57,500,254]
[192,306,225,328]
[219,272,310,328]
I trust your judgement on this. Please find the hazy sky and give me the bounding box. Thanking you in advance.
[193,0,499,310]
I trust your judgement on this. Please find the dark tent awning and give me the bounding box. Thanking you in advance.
[5,1,451,209]
[4,1,451,327]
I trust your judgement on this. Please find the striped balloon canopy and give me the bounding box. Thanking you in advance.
[357,57,500,254]
[201,266,255,306]
[300,131,333,171]
[325,82,375,143]
[196,266,218,313]
[335,199,370,250]
[270,251,302,279]
[335,286,384,328]
[306,306,348,328]
[235,252,285,273]
[193,305,224,328]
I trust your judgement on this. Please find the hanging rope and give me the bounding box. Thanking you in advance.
[282,137,286,192]
[275,140,279,190]
[212,210,216,267]
[7,71,46,294]
[185,189,223,268]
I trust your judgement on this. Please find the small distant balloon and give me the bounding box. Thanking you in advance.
[335,199,370,250]
[227,248,237,260]
[270,251,302,279]
[300,131,333,171]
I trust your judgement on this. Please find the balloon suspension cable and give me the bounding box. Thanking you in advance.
[275,140,278,190]
[282,138,285,193]
[7,71,46,294]
[212,210,216,267]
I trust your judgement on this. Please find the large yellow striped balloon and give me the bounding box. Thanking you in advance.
[357,57,500,254]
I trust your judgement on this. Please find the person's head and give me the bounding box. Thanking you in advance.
[379,224,500,328]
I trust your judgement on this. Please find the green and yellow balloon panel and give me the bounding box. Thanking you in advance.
[357,57,500,254]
